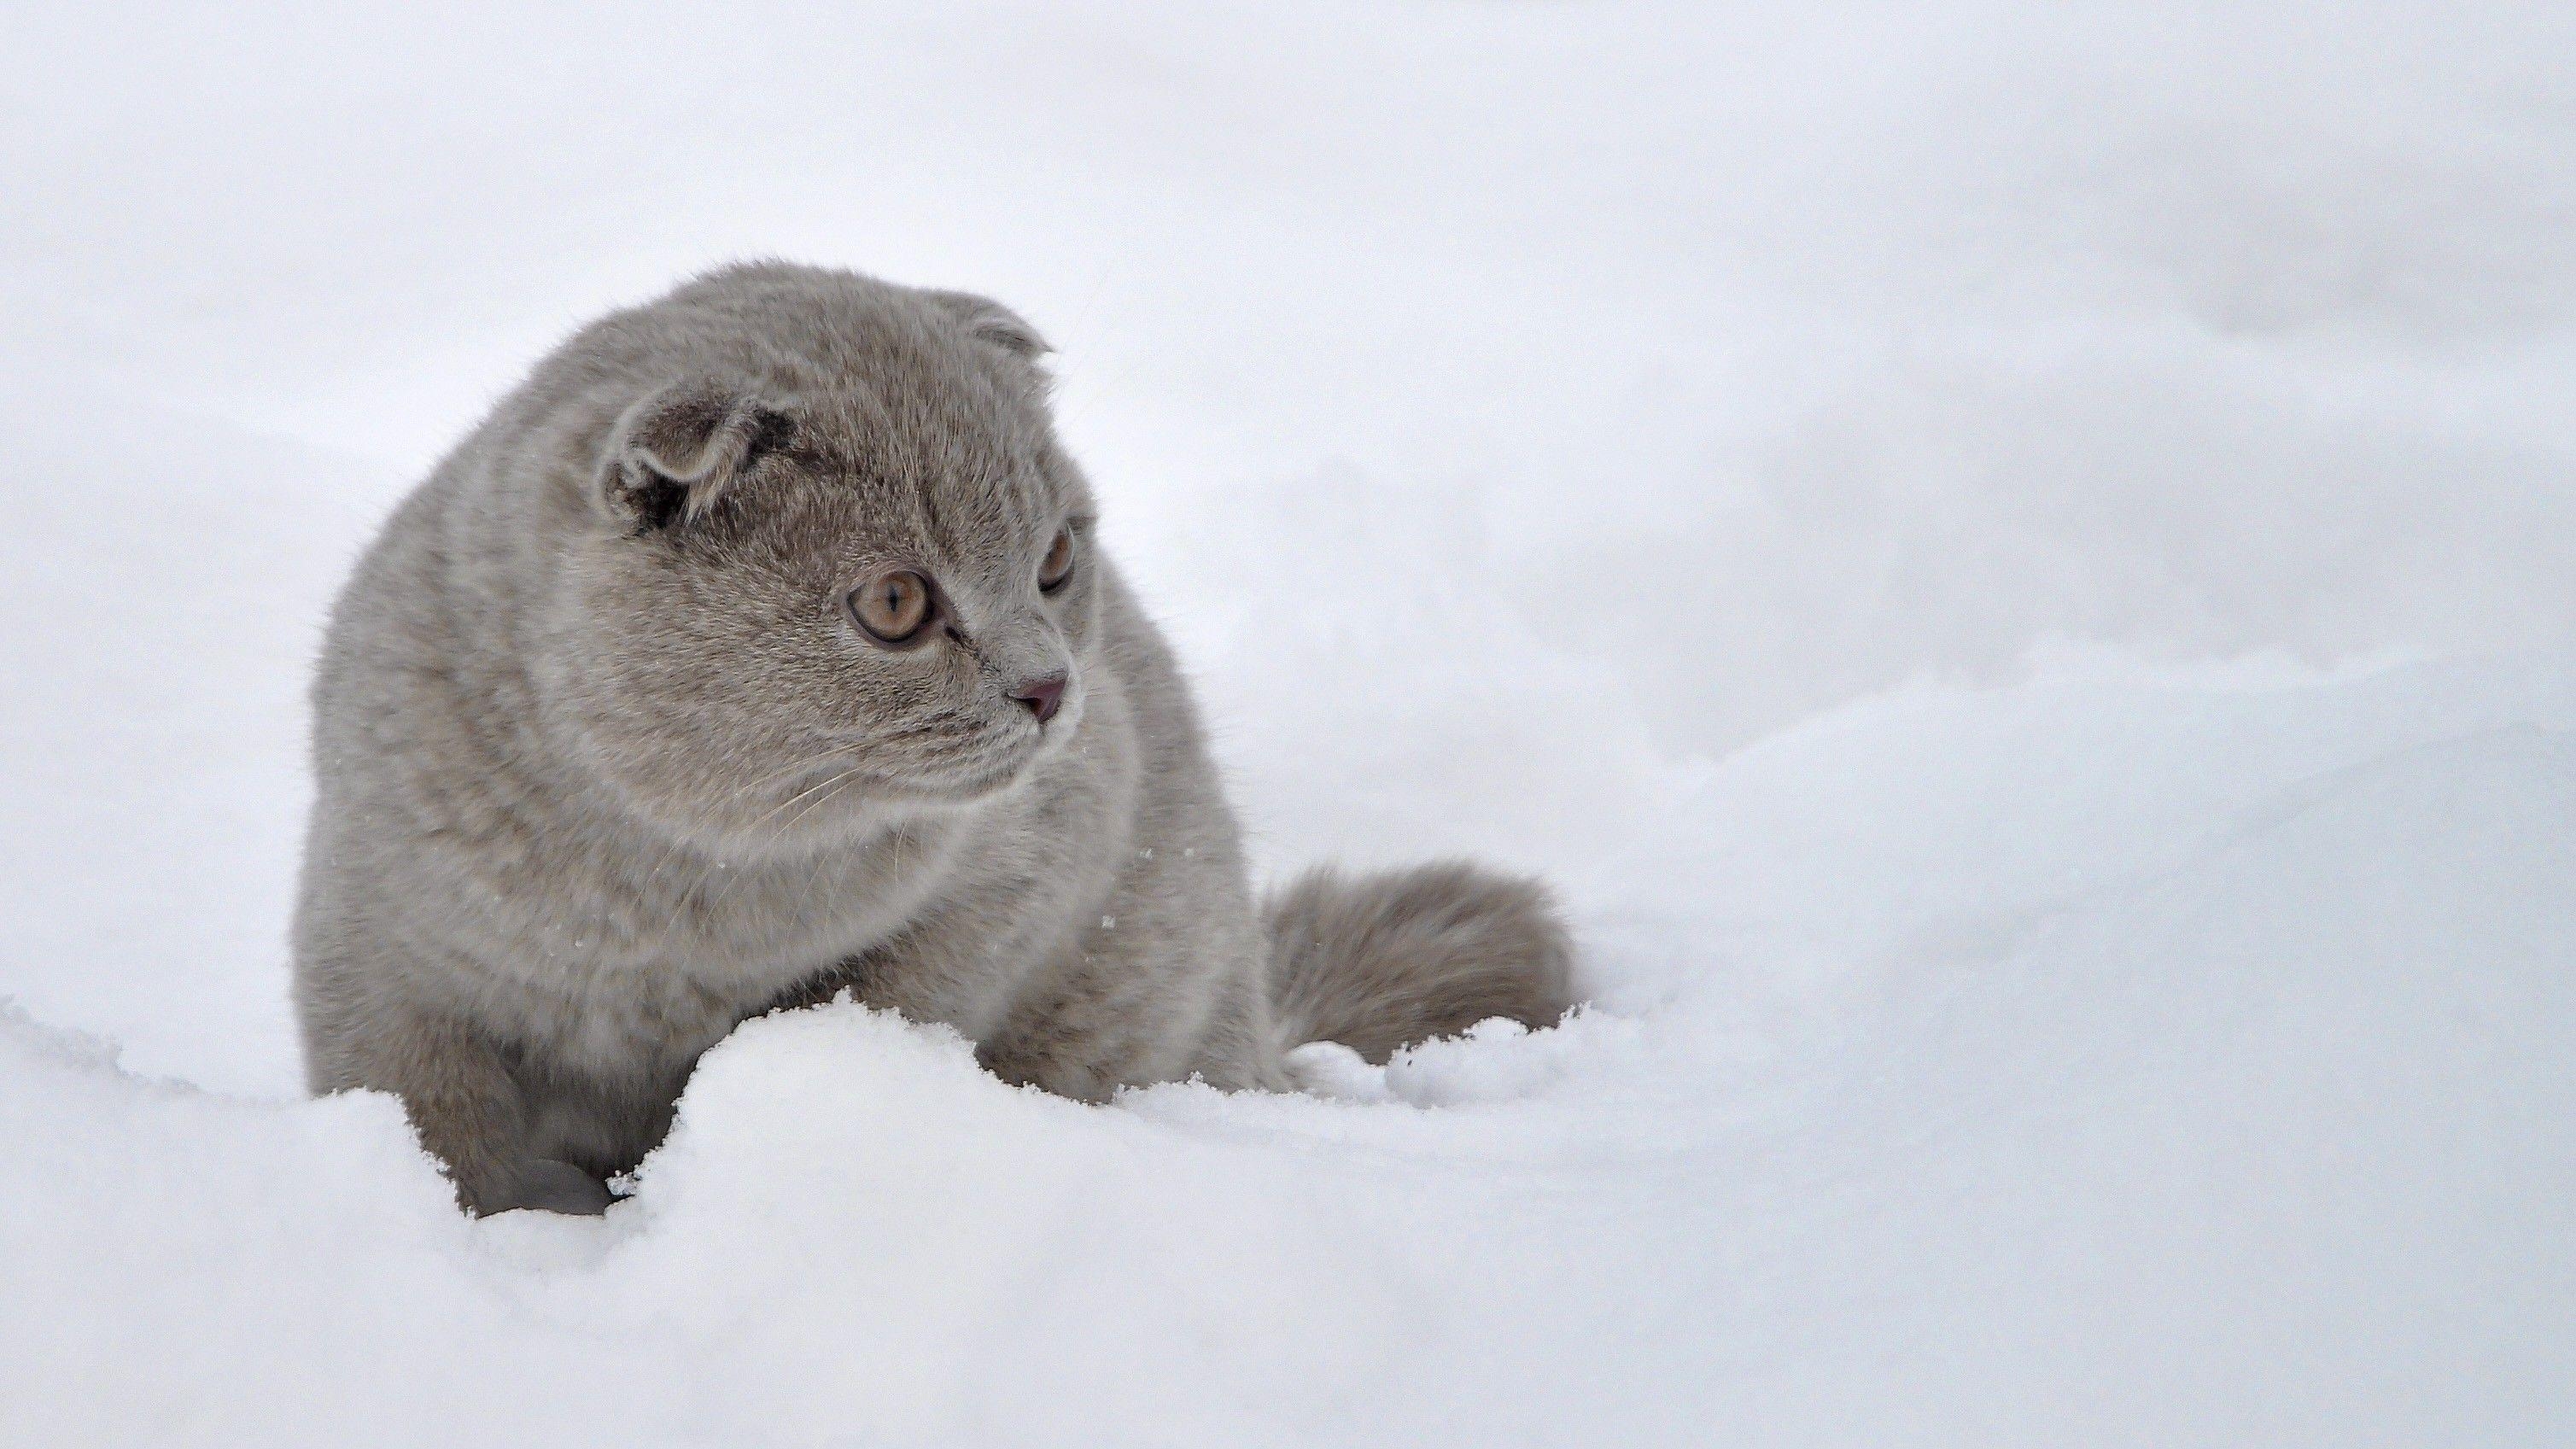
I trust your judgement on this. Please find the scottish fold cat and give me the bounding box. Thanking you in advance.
[293,263,1571,1213]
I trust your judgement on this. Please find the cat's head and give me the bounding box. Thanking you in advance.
[535,268,1102,848]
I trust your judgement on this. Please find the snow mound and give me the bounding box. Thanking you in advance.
[5,661,2571,1446]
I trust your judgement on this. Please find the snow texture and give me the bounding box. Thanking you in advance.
[2,3,2570,1444]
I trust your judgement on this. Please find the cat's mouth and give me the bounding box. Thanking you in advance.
[725,689,1084,825]
[853,706,1084,806]
[939,704,1082,797]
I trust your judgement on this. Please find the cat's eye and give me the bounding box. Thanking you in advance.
[850,570,933,645]
[1038,528,1077,593]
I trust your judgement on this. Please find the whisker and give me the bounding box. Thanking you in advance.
[623,744,865,920]
[654,760,869,942]
[687,762,873,932]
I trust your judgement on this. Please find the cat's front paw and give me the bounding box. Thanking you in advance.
[487,1158,616,1216]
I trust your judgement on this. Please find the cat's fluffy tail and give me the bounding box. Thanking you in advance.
[1264,861,1575,1062]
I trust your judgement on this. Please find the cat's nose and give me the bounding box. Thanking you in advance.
[1010,673,1066,724]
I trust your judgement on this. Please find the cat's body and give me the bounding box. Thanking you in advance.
[294,263,1570,1214]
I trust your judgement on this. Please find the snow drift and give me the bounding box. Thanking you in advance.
[6,660,2570,1445]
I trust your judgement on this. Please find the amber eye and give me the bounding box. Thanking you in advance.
[850,570,933,644]
[1038,528,1077,593]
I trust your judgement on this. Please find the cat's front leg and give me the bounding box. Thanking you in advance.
[307,997,610,1215]
[496,1157,616,1215]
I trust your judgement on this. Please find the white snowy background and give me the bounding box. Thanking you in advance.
[3,3,2571,1444]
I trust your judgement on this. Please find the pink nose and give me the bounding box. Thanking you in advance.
[1011,673,1066,724]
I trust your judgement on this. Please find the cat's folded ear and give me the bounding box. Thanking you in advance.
[598,378,796,533]
[923,290,1050,360]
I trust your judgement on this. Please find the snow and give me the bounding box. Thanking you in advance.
[3,3,2572,1444]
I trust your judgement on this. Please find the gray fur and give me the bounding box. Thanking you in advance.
[293,262,1574,1215]
[1266,862,1574,1065]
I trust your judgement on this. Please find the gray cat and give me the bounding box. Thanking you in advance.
[293,262,1572,1215]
